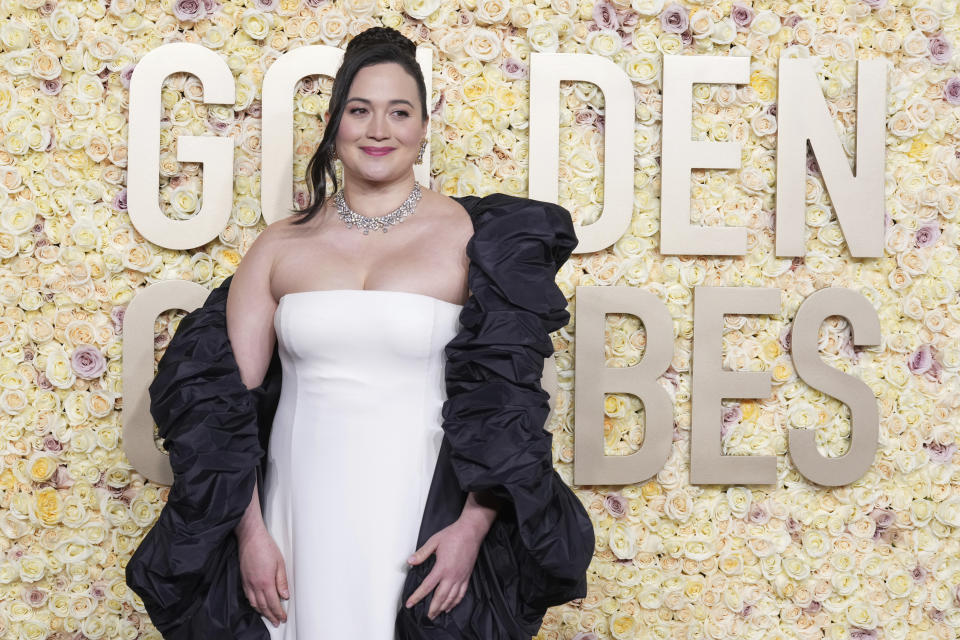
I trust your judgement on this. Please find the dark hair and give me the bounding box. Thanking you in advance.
[288,27,428,226]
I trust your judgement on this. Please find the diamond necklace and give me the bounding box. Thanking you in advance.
[333,182,422,235]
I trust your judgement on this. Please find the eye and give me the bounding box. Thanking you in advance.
[348,107,367,114]
[393,110,410,118]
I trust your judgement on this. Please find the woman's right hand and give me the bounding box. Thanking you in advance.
[238,524,289,627]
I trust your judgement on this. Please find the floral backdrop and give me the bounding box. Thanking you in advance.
[0,0,958,638]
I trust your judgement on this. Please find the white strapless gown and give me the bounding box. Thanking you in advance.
[261,289,463,638]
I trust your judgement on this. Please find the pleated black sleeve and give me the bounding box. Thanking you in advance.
[395,194,595,639]
[124,280,281,640]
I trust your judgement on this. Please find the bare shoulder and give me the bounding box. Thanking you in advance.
[421,188,473,241]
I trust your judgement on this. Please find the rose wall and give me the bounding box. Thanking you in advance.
[0,0,959,639]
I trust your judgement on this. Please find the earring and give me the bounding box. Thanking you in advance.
[415,139,426,164]
[331,146,339,161]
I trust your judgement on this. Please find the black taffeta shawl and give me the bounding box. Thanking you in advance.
[125,193,596,639]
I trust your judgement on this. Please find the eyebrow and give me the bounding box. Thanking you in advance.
[346,97,414,108]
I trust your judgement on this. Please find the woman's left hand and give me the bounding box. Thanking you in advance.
[404,516,486,619]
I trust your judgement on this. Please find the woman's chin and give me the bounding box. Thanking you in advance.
[346,164,413,183]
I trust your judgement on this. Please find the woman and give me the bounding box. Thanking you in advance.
[126,26,594,640]
[230,26,498,635]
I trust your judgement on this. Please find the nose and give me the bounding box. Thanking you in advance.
[367,111,388,141]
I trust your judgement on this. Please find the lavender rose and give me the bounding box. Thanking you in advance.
[40,78,62,96]
[660,3,689,34]
[747,502,770,525]
[943,76,960,105]
[860,0,887,8]
[593,0,619,30]
[254,0,278,10]
[849,629,877,640]
[604,493,627,518]
[110,306,125,334]
[720,403,742,439]
[914,223,940,248]
[870,508,895,529]
[120,64,136,89]
[924,441,956,464]
[779,324,792,351]
[172,0,207,22]
[907,344,933,374]
[731,3,754,29]
[112,188,127,212]
[499,57,528,80]
[72,345,107,379]
[928,34,953,64]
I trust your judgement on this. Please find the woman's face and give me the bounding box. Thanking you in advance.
[332,62,427,185]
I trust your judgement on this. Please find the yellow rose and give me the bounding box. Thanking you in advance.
[28,456,56,482]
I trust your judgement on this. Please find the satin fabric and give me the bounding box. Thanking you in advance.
[263,290,463,637]
[125,193,595,639]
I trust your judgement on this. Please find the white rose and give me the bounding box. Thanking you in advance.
[463,27,501,61]
[586,28,622,57]
[475,0,509,24]
[404,0,441,20]
[48,8,79,43]
[240,9,273,40]
[631,0,665,16]
[710,19,737,45]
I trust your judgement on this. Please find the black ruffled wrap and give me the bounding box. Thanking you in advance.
[125,193,595,639]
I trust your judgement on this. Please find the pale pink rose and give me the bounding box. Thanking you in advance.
[575,109,597,126]
[860,0,886,8]
[24,587,48,606]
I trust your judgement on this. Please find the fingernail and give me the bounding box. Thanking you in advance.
[406,600,412,608]
[407,555,416,563]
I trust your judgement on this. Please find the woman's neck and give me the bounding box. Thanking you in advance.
[339,171,418,218]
